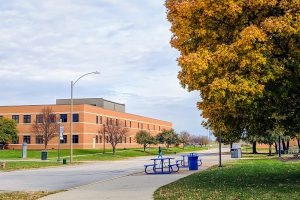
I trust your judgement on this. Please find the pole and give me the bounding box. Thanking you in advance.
[278,135,281,158]
[58,119,62,162]
[70,81,73,163]
[219,128,222,167]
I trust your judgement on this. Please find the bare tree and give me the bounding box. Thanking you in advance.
[32,107,59,150]
[99,119,128,155]
[179,131,191,149]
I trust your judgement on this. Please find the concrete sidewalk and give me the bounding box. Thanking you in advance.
[41,151,232,200]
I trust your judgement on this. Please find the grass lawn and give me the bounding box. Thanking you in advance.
[0,146,208,170]
[0,149,106,160]
[154,159,300,200]
[0,191,57,200]
[0,161,66,171]
[74,146,208,161]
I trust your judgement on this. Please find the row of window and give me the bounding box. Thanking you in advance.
[21,135,79,144]
[95,116,161,131]
[1,114,164,131]
[19,135,133,144]
[7,114,79,124]
[95,135,133,144]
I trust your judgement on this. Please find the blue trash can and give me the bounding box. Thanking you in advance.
[188,153,198,170]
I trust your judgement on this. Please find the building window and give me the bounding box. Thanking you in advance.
[119,137,122,143]
[129,137,132,143]
[116,119,119,126]
[49,114,56,123]
[13,136,19,144]
[61,135,67,144]
[60,114,68,123]
[125,120,127,127]
[72,135,79,143]
[141,123,143,129]
[12,115,19,123]
[23,136,31,144]
[73,114,79,122]
[110,118,113,125]
[96,116,98,124]
[100,116,102,124]
[106,136,108,143]
[106,117,109,125]
[138,123,140,129]
[23,115,31,123]
[36,114,43,123]
[124,137,127,143]
[159,126,161,131]
[36,136,43,144]
[99,136,102,143]
[96,135,99,143]
[129,121,131,128]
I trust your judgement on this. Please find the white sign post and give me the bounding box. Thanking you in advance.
[58,120,64,161]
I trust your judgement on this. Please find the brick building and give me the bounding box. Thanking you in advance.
[0,98,172,149]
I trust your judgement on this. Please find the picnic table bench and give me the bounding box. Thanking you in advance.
[144,157,179,174]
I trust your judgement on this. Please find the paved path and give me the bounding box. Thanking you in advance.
[0,148,232,199]
[40,148,232,200]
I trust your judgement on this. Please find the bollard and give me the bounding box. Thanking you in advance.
[1,161,6,169]
[63,159,67,165]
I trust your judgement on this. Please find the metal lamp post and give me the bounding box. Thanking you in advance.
[70,71,100,163]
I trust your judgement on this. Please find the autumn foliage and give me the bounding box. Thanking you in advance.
[166,1,300,139]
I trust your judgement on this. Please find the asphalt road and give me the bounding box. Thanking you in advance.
[0,148,230,192]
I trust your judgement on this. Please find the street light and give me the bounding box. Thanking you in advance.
[70,71,100,163]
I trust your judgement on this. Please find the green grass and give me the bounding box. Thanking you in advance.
[0,146,208,169]
[0,161,66,171]
[74,146,208,161]
[0,191,57,200]
[0,149,106,160]
[154,159,300,200]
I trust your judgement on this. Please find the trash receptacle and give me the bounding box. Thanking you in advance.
[188,153,198,170]
[231,148,242,158]
[63,159,67,165]
[41,150,48,160]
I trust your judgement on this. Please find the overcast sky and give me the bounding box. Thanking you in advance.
[0,0,208,136]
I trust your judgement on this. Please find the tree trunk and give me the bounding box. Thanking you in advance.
[252,141,257,154]
[286,140,290,151]
[44,140,48,150]
[297,139,300,149]
[230,143,233,149]
[112,146,116,155]
[281,139,286,152]
[268,144,272,156]
[143,144,146,152]
[274,142,278,153]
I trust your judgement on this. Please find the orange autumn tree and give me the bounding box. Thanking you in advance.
[165,0,300,138]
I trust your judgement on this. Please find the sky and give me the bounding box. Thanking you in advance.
[0,0,209,136]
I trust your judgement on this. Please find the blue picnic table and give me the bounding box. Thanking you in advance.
[144,157,179,174]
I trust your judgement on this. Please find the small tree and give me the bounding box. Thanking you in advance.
[156,129,178,149]
[199,136,210,147]
[100,120,128,155]
[135,130,155,152]
[179,131,191,149]
[32,107,58,150]
[0,118,18,149]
